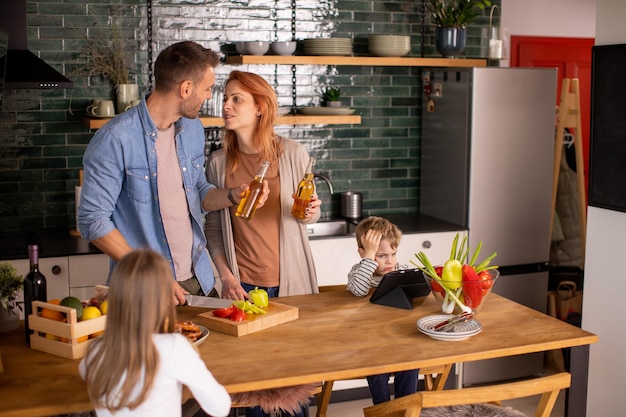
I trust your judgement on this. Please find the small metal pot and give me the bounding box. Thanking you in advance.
[340,191,362,219]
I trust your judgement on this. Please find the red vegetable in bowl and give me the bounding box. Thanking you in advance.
[461,264,483,308]
[478,270,493,289]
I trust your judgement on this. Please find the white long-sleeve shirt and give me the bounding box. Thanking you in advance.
[346,258,409,297]
[79,333,231,417]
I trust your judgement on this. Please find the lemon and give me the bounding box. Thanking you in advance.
[81,306,102,321]
[99,300,108,315]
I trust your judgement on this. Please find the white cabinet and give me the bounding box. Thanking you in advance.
[308,236,360,287]
[69,254,110,300]
[397,231,467,270]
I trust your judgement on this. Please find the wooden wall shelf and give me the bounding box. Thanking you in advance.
[225,55,487,67]
[83,114,361,130]
[83,55,480,130]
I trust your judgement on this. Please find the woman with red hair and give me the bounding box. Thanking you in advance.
[205,70,323,416]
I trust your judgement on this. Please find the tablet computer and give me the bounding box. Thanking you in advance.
[369,268,431,310]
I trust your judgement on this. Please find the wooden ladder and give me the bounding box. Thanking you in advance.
[551,78,587,263]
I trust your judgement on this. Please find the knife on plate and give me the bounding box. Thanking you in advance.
[183,294,234,308]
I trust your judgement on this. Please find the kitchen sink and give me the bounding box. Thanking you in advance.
[306,219,354,238]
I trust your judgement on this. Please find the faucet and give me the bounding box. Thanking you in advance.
[314,174,334,194]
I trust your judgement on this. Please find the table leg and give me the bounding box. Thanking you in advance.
[564,345,590,417]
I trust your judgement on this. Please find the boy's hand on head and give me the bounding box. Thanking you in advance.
[361,230,382,260]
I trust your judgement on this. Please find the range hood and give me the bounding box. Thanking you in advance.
[0,0,73,89]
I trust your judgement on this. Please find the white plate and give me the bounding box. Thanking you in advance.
[417,314,482,341]
[420,328,482,341]
[298,107,356,115]
[194,325,210,346]
[278,107,292,116]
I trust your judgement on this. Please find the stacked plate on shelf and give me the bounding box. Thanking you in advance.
[369,35,411,57]
[303,38,353,56]
[416,314,482,341]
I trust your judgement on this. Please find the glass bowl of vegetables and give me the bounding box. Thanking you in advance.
[423,268,500,315]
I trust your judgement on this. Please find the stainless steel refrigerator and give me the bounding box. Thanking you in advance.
[420,67,557,386]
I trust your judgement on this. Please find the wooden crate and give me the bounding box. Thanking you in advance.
[196,301,298,337]
[28,286,108,359]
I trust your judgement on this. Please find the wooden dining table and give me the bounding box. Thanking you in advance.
[0,291,597,417]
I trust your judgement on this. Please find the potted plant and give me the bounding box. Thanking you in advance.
[426,0,492,57]
[71,10,138,114]
[0,262,23,332]
[321,86,342,107]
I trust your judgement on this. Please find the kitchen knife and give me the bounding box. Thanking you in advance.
[184,294,233,308]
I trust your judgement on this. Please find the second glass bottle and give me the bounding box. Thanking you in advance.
[291,158,316,220]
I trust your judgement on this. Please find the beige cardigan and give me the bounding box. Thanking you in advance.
[204,137,320,296]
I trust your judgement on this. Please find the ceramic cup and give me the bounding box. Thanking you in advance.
[86,100,102,115]
[124,99,141,111]
[88,99,115,117]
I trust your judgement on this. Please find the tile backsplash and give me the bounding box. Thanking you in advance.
[0,0,499,233]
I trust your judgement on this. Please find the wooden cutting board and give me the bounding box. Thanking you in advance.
[195,301,298,337]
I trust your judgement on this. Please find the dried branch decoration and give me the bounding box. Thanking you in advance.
[70,10,131,87]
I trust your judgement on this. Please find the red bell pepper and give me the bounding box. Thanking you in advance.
[461,264,483,308]
[212,306,235,318]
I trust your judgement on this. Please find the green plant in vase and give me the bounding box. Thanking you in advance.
[0,262,23,328]
[426,0,492,58]
[321,86,342,107]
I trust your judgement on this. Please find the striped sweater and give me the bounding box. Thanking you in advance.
[346,259,409,297]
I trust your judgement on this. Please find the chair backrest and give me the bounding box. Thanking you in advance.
[362,372,571,417]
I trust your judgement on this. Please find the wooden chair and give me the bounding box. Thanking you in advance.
[315,286,453,417]
[362,372,571,417]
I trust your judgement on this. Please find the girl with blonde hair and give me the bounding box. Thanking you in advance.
[79,249,231,417]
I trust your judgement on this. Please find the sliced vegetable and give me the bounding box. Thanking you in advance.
[211,306,235,318]
[229,309,247,322]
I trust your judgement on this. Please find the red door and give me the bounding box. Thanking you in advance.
[510,36,594,201]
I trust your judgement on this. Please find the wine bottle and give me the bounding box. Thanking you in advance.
[291,158,316,219]
[235,160,270,221]
[24,244,47,345]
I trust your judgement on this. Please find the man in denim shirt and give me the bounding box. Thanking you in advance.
[78,41,266,305]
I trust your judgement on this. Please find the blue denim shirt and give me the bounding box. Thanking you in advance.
[77,98,216,294]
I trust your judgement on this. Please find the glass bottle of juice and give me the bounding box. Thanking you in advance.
[235,160,270,221]
[291,158,316,219]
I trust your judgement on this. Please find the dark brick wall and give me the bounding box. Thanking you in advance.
[0,0,500,233]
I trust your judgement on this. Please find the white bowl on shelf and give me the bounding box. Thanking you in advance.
[271,41,297,56]
[369,35,411,57]
[245,41,270,56]
[235,42,246,54]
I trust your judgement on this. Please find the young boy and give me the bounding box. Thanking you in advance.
[347,216,418,404]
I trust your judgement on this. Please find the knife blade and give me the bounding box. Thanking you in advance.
[184,294,233,308]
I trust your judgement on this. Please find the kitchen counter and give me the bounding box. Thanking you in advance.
[0,213,463,261]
